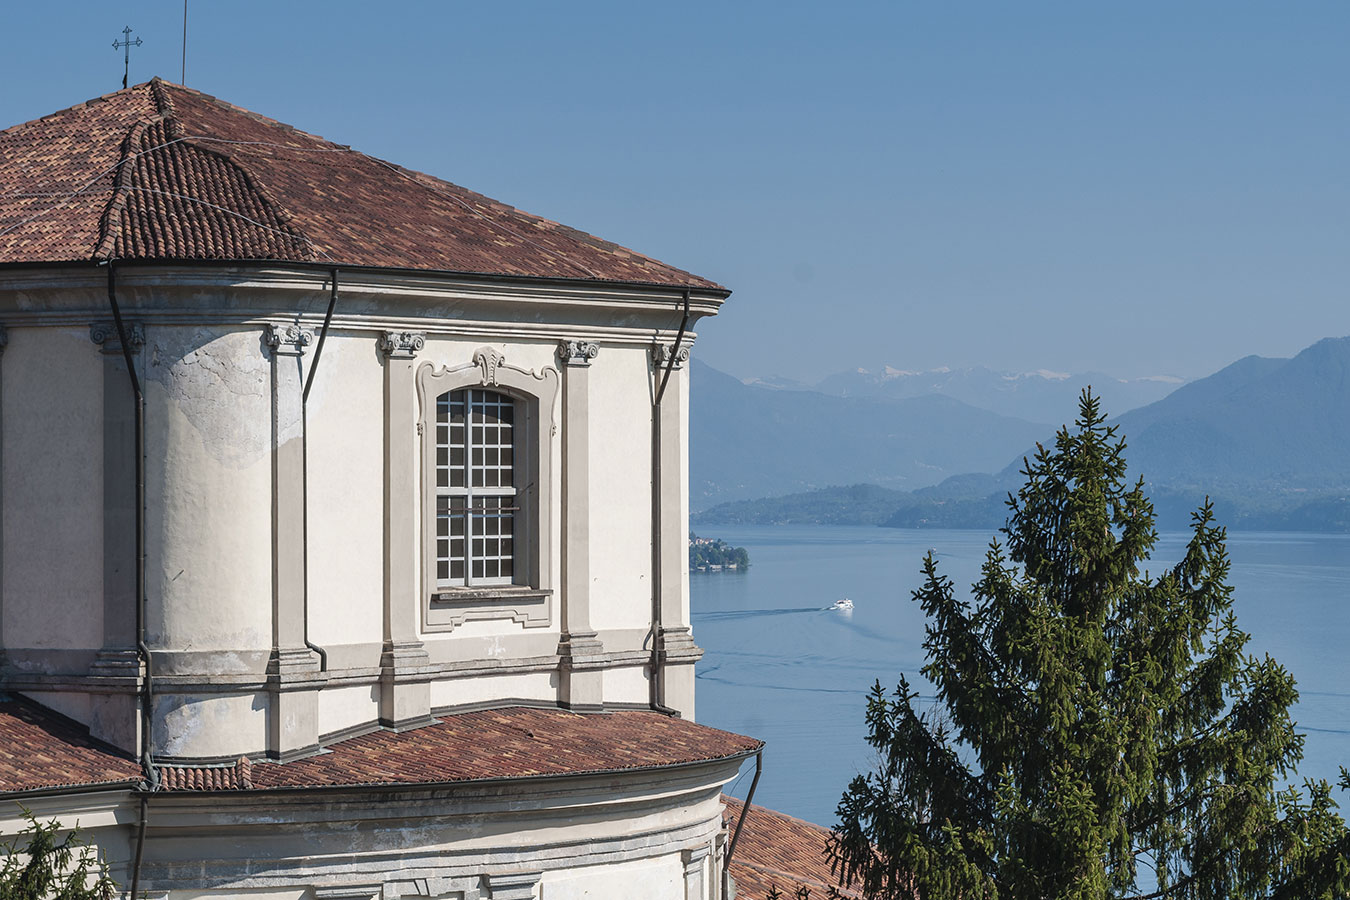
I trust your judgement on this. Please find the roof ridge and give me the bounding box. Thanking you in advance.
[157,80,351,150]
[93,118,153,261]
[392,162,711,284]
[0,81,148,139]
[149,77,186,140]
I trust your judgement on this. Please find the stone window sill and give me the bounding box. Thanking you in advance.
[431,586,551,604]
[425,587,553,632]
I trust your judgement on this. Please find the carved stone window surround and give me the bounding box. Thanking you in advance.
[417,347,559,634]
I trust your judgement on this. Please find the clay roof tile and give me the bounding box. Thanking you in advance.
[0,79,724,291]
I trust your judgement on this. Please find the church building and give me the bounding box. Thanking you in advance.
[0,79,806,899]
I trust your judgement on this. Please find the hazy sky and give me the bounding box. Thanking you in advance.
[4,2,1347,382]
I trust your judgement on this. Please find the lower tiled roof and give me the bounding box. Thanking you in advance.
[0,694,141,793]
[0,700,759,797]
[723,796,865,900]
[157,707,761,791]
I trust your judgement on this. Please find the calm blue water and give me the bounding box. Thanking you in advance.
[693,526,1350,827]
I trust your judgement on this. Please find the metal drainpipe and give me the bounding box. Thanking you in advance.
[648,289,690,715]
[104,261,159,899]
[299,269,339,671]
[723,749,763,899]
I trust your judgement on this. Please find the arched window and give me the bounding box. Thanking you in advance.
[435,388,516,586]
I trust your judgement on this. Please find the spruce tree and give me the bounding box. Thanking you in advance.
[829,393,1350,899]
[0,809,118,899]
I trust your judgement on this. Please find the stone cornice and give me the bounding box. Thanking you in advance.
[0,263,728,319]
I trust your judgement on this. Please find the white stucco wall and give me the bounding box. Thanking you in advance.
[0,267,719,757]
[155,691,268,759]
[602,663,651,706]
[305,332,384,649]
[145,326,273,656]
[542,853,685,899]
[2,326,103,651]
[430,670,557,709]
[317,683,380,738]
[588,346,656,633]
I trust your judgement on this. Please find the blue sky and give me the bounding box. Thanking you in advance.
[4,2,1348,383]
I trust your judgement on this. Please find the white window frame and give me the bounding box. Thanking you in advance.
[417,350,558,632]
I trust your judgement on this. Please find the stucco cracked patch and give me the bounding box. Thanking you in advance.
[151,329,271,467]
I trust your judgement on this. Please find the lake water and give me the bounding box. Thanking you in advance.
[692,525,1350,828]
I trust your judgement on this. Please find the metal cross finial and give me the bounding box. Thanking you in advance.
[113,26,143,90]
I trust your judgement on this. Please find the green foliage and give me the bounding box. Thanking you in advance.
[829,393,1350,899]
[689,532,750,570]
[0,809,117,900]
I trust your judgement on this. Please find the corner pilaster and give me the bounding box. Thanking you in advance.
[653,343,700,717]
[556,340,605,712]
[87,322,144,753]
[265,323,322,760]
[379,331,433,730]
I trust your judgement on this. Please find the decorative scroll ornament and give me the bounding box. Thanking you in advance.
[89,321,145,353]
[557,339,600,367]
[378,331,426,359]
[473,347,505,385]
[652,342,690,370]
[263,323,313,356]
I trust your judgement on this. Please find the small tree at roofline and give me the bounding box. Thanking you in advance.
[828,392,1350,900]
[0,808,118,900]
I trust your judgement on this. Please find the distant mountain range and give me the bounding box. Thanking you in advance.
[693,337,1350,532]
[746,364,1183,425]
[690,361,1047,510]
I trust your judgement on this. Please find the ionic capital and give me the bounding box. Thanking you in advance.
[652,342,690,370]
[557,339,600,367]
[90,321,145,354]
[378,331,426,360]
[264,323,313,357]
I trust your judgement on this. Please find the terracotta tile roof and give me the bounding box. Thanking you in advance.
[723,796,865,900]
[0,700,757,797]
[0,693,141,793]
[157,756,252,792]
[0,79,724,291]
[156,707,760,791]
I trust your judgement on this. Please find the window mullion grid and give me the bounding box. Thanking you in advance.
[436,388,516,590]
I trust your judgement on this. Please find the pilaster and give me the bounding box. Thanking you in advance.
[379,331,433,730]
[653,343,700,717]
[556,340,605,712]
[87,322,144,753]
[682,844,711,900]
[265,323,321,760]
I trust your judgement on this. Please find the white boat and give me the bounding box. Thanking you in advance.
[829,598,854,611]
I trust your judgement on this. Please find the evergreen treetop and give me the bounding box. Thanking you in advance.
[829,392,1350,899]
